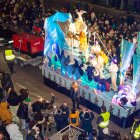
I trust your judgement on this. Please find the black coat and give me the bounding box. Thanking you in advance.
[54,114,64,131]
[1,73,14,91]
[70,87,80,101]
[79,111,94,134]
[17,102,28,120]
[7,91,19,106]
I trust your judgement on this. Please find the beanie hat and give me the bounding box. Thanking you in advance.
[24,98,31,102]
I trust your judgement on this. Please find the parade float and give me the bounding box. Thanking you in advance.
[42,11,140,127]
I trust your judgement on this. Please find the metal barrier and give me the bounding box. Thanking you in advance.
[57,125,84,140]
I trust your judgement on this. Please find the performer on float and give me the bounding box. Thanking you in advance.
[79,31,88,52]
[91,41,101,54]
[74,10,87,34]
[109,56,118,91]
[112,85,136,107]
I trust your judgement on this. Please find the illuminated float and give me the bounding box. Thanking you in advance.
[42,12,140,127]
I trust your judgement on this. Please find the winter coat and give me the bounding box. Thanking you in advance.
[54,114,64,131]
[32,95,55,112]
[6,123,23,140]
[70,87,80,101]
[17,102,28,120]
[60,105,69,127]
[1,73,14,91]
[32,101,42,113]
[0,102,12,124]
[7,90,20,106]
[79,111,94,134]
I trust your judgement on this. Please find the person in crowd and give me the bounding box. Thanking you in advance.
[19,88,29,103]
[59,102,69,128]
[79,108,94,134]
[0,120,10,140]
[34,112,45,140]
[26,120,42,140]
[0,131,8,140]
[97,106,110,140]
[54,109,64,131]
[69,108,79,127]
[70,82,81,109]
[17,97,31,131]
[78,131,88,140]
[32,93,55,113]
[1,72,14,93]
[5,120,23,140]
[7,88,20,123]
[88,128,98,140]
[0,101,12,126]
[130,115,140,140]
[4,46,15,75]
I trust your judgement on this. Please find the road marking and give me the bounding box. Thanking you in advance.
[16,82,27,89]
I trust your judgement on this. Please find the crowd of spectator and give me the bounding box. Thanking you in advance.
[90,0,140,13]
[0,71,135,140]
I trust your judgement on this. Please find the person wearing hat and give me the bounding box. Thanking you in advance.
[79,108,94,134]
[97,106,110,140]
[131,116,140,140]
[4,46,15,75]
[17,97,31,130]
[109,56,118,91]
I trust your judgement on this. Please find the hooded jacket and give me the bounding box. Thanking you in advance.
[79,111,94,134]
[0,102,12,123]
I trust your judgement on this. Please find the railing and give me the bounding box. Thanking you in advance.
[57,125,84,140]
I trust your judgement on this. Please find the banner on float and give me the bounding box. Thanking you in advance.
[133,54,140,97]
[136,32,140,55]
[43,12,72,57]
[120,39,135,75]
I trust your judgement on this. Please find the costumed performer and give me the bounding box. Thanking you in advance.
[112,85,136,108]
[109,56,118,91]
[70,82,81,109]
[74,10,87,34]
[91,41,101,54]
[79,31,88,52]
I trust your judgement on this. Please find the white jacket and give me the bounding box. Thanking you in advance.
[6,123,23,140]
